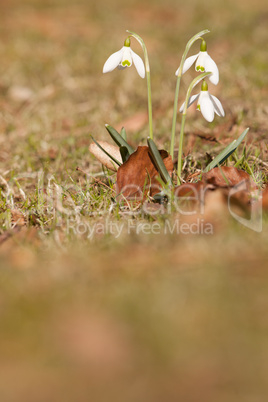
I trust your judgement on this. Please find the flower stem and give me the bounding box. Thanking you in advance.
[146,69,153,140]
[177,113,186,182]
[127,30,153,139]
[170,75,181,160]
[177,71,212,183]
[170,29,210,162]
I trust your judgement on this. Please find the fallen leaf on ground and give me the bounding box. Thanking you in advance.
[262,185,268,210]
[116,146,173,201]
[174,182,212,198]
[174,166,255,212]
[89,141,122,171]
[202,166,252,187]
[11,209,26,227]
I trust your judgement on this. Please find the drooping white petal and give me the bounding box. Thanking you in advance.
[203,54,219,85]
[179,94,200,113]
[130,49,145,78]
[199,91,214,122]
[195,51,207,72]
[209,94,225,117]
[103,47,124,73]
[179,53,199,75]
[120,47,133,67]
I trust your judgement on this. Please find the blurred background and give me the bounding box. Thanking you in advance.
[0,0,268,401]
[1,0,268,146]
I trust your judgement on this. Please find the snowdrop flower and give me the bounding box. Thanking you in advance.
[180,80,225,122]
[103,37,145,78]
[176,40,219,85]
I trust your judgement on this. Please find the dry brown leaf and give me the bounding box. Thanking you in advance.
[174,181,209,198]
[11,209,26,227]
[202,166,252,187]
[116,146,173,201]
[174,167,255,212]
[89,141,122,171]
[262,185,268,210]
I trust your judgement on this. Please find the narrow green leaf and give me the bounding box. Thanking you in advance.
[120,127,127,141]
[90,135,122,167]
[204,128,249,172]
[147,138,172,185]
[119,146,130,163]
[105,124,135,155]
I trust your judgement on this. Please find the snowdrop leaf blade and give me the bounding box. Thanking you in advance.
[233,127,249,148]
[147,138,172,185]
[204,55,219,85]
[131,50,145,78]
[120,146,130,163]
[105,124,135,155]
[204,141,236,172]
[120,127,127,141]
[182,54,199,74]
[103,48,123,73]
[204,128,249,172]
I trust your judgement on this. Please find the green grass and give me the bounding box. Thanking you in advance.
[0,0,268,400]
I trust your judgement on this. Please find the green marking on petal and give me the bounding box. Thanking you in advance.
[196,66,201,71]
[197,105,201,111]
[200,66,205,72]
[122,60,131,67]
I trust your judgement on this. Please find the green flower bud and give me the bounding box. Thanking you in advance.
[201,80,208,91]
[200,40,207,52]
[124,37,131,47]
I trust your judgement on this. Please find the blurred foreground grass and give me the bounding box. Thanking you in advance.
[0,0,268,401]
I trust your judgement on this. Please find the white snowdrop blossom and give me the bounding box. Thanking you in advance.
[176,40,219,85]
[103,38,145,78]
[180,80,225,122]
